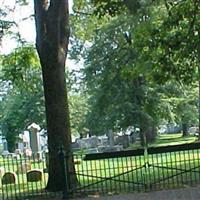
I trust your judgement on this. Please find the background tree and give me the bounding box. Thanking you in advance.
[139,0,200,137]
[69,93,89,137]
[0,45,45,151]
[158,81,198,136]
[70,0,200,144]
[70,0,163,144]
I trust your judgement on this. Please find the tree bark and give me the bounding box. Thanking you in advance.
[140,116,157,146]
[182,122,189,137]
[198,75,200,140]
[34,0,77,191]
[181,113,189,137]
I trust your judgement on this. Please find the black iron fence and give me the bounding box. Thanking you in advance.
[68,143,200,196]
[1,143,200,199]
[0,153,61,200]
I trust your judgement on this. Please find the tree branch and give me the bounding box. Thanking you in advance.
[187,0,198,36]
[164,0,171,16]
[73,10,92,16]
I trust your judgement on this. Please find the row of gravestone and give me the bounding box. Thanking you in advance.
[0,163,32,175]
[0,165,43,185]
[72,134,138,151]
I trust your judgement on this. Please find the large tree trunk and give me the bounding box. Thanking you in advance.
[198,78,200,140]
[34,0,77,191]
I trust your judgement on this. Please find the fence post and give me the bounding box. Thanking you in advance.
[58,146,69,199]
[143,134,151,191]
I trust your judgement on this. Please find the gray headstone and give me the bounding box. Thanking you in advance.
[85,148,98,154]
[114,135,129,148]
[28,123,41,153]
[76,138,87,149]
[71,141,80,150]
[99,136,108,146]
[129,132,136,144]
[27,169,42,182]
[3,138,8,151]
[107,130,114,147]
[98,145,123,153]
[88,136,99,148]
[77,136,99,149]
[2,172,17,185]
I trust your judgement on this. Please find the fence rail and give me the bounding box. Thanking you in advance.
[1,143,200,199]
[69,143,200,195]
[0,153,61,200]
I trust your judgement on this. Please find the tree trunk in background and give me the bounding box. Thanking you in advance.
[34,0,77,191]
[181,113,189,137]
[182,122,189,137]
[146,125,157,143]
[139,123,145,146]
[136,76,157,146]
[140,117,157,146]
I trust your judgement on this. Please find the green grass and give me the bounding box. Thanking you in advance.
[74,133,200,193]
[0,158,48,199]
[74,148,200,193]
[152,134,197,147]
[128,133,198,149]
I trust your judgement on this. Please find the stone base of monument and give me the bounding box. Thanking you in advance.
[85,148,99,154]
[98,145,123,153]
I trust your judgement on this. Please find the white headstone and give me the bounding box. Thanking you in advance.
[27,123,41,153]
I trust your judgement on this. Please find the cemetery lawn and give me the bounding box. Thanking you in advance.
[0,134,199,198]
[0,158,48,198]
[152,134,197,147]
[74,134,200,193]
[75,148,200,193]
[129,133,197,149]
